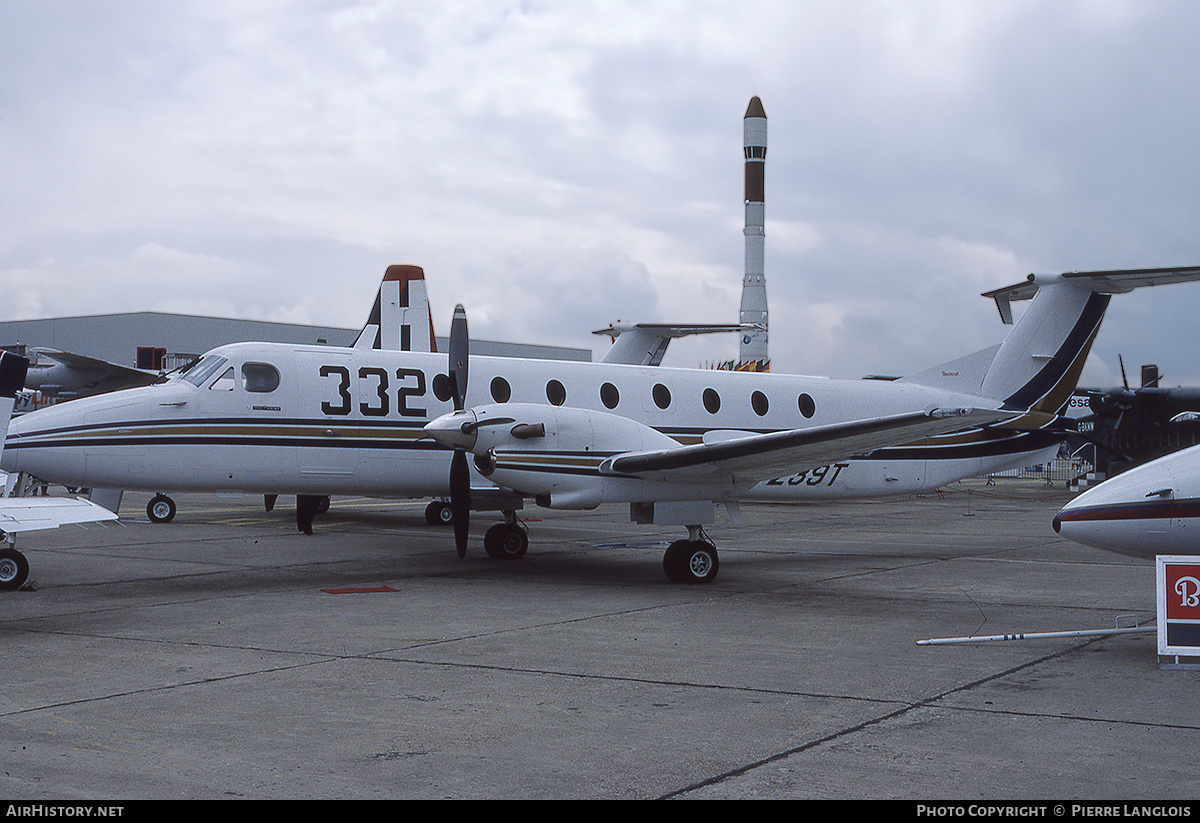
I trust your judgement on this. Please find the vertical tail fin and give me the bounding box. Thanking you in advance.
[353,265,438,352]
[980,280,1109,413]
[904,267,1200,413]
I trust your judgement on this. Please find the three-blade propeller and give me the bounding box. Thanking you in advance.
[448,305,471,558]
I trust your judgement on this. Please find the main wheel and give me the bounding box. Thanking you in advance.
[147,494,176,523]
[484,523,528,559]
[425,500,453,526]
[0,547,30,591]
[663,540,719,584]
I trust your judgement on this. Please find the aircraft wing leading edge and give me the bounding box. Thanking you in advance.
[604,407,1012,480]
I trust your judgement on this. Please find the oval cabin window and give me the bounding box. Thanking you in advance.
[600,382,620,409]
[751,390,769,416]
[798,393,816,419]
[491,376,512,403]
[652,383,671,410]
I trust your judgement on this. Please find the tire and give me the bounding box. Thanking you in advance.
[425,501,453,526]
[147,494,176,524]
[663,540,719,584]
[0,547,30,591]
[484,523,528,559]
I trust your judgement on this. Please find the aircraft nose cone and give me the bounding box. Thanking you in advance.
[423,410,478,451]
[1052,514,1062,534]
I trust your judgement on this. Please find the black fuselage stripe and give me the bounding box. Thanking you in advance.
[1060,498,1200,523]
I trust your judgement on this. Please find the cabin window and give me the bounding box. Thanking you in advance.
[798,393,816,419]
[180,355,228,387]
[432,373,454,403]
[490,376,511,403]
[652,383,671,410]
[751,390,769,416]
[210,367,235,391]
[241,363,280,393]
[703,388,720,414]
[600,382,619,409]
[546,379,566,406]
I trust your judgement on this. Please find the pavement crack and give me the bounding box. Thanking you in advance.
[658,638,1104,799]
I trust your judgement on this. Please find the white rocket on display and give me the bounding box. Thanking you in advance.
[738,96,769,372]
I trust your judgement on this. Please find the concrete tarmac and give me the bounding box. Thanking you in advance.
[0,479,1191,800]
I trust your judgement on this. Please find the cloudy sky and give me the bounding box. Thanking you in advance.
[3,0,1199,389]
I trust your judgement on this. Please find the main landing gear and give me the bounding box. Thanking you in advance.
[662,527,720,585]
[0,539,29,591]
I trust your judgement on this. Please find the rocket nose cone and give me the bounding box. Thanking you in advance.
[745,97,766,119]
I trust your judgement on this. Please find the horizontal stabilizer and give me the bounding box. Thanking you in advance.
[595,323,763,366]
[983,266,1200,324]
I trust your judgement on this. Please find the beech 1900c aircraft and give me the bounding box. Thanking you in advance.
[4,266,1199,584]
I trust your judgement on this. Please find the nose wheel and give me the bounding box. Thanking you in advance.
[424,500,454,526]
[146,494,176,523]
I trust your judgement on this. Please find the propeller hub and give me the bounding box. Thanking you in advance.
[424,409,478,451]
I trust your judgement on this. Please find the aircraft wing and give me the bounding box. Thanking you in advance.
[30,348,159,396]
[0,496,118,534]
[605,408,1013,480]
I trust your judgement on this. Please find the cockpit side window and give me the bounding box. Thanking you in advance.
[180,355,229,387]
[210,367,235,391]
[241,363,280,393]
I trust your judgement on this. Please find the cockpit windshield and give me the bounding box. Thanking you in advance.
[179,355,229,387]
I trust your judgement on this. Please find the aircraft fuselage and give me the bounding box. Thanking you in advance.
[2,341,1056,503]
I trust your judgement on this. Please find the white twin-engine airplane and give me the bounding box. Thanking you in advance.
[4,266,1199,584]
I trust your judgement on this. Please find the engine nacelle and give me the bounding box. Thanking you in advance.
[451,403,683,509]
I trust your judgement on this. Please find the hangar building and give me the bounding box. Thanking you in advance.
[0,311,590,373]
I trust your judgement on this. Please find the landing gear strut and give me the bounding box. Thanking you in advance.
[296,495,330,535]
[662,526,719,584]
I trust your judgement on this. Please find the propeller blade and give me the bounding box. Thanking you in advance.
[450,449,471,558]
[449,304,469,410]
[447,304,471,558]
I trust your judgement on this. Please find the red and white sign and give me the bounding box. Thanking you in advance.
[1157,556,1200,659]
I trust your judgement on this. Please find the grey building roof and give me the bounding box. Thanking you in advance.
[0,312,590,368]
